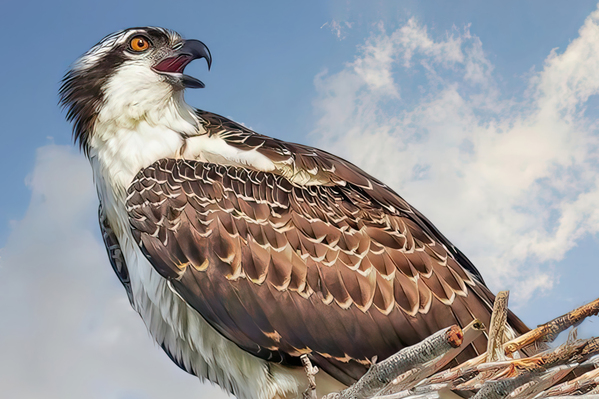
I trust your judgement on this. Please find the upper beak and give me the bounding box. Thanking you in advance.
[153,39,212,89]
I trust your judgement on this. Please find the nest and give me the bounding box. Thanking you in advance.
[303,295,599,399]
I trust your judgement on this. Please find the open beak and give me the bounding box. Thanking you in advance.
[153,39,212,88]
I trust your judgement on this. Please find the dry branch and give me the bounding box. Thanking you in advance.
[504,298,599,355]
[400,319,485,392]
[322,326,463,399]
[535,367,599,398]
[543,396,599,399]
[302,354,319,399]
[487,291,510,362]
[471,373,534,399]
[509,364,578,399]
[314,296,599,399]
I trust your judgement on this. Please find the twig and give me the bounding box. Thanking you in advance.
[482,338,592,374]
[468,337,599,399]
[504,298,599,355]
[402,319,485,392]
[322,326,464,399]
[470,373,534,399]
[542,396,599,399]
[428,319,485,375]
[534,367,599,398]
[313,296,599,399]
[508,364,577,399]
[301,354,319,399]
[487,291,510,362]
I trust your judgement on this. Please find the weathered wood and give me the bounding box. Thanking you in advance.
[453,337,597,396]
[322,326,463,399]
[480,337,592,375]
[581,336,599,357]
[302,354,319,399]
[470,373,534,399]
[534,367,599,398]
[428,319,486,376]
[404,319,485,392]
[508,364,577,399]
[426,351,488,386]
[316,296,599,399]
[543,396,599,399]
[504,297,599,355]
[487,291,510,363]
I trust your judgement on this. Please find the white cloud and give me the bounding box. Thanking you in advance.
[394,18,464,68]
[312,7,599,304]
[321,20,353,40]
[0,145,229,399]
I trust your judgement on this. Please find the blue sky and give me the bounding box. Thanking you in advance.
[2,1,599,398]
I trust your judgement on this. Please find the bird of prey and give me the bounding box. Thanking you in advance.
[60,27,529,399]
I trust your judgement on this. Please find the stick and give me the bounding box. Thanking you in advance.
[542,397,599,399]
[464,336,599,399]
[301,354,318,399]
[403,319,485,392]
[470,373,534,399]
[508,364,577,399]
[534,367,599,398]
[504,298,599,355]
[479,337,592,375]
[487,291,509,362]
[431,299,599,387]
[322,326,464,399]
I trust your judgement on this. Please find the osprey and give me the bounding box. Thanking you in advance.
[60,27,529,399]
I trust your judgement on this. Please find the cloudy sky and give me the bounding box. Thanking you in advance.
[2,1,599,398]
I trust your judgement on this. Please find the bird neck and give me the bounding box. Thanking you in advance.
[87,90,199,220]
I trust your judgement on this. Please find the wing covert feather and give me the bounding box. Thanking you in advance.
[126,158,518,385]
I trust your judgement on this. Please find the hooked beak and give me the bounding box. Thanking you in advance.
[153,39,212,89]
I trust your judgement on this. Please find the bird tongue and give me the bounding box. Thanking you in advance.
[153,55,193,73]
[153,48,207,88]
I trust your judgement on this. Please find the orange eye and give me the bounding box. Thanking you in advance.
[130,36,150,52]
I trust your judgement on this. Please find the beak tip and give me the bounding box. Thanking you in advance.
[182,39,212,71]
[205,51,212,71]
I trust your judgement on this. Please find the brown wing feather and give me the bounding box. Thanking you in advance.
[197,110,485,284]
[126,156,527,385]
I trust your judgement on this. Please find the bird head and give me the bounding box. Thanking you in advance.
[59,27,211,153]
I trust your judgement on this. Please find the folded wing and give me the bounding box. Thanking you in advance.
[125,155,514,385]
